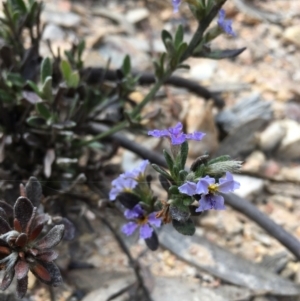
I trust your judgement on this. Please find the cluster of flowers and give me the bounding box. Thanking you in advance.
[172,0,235,36]
[109,122,240,249]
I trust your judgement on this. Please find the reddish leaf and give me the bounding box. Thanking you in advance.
[14,197,34,232]
[29,223,44,242]
[14,218,22,232]
[31,261,62,286]
[0,216,11,234]
[0,201,13,217]
[15,233,28,248]
[17,275,28,298]
[30,262,51,283]
[35,225,64,250]
[0,208,7,221]
[15,260,29,280]
[0,246,10,256]
[26,207,37,235]
[36,250,58,262]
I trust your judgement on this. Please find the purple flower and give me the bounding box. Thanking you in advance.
[121,205,161,239]
[217,9,236,37]
[109,160,149,201]
[148,122,205,145]
[172,0,181,13]
[178,172,240,212]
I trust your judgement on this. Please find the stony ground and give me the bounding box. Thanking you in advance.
[2,0,300,300]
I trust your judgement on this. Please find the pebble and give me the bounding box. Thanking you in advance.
[42,23,65,41]
[232,175,265,198]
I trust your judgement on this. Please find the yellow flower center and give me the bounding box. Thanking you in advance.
[208,184,219,194]
[137,216,148,225]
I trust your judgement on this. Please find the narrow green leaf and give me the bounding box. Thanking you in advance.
[122,55,131,75]
[161,29,173,52]
[66,71,80,88]
[26,116,46,127]
[163,150,174,174]
[180,141,188,169]
[151,164,173,182]
[41,76,52,101]
[60,60,72,82]
[77,40,85,60]
[27,80,41,96]
[208,155,231,165]
[13,0,27,13]
[174,24,184,49]
[41,57,52,83]
[35,102,51,120]
[172,218,195,236]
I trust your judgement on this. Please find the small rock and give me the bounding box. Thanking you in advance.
[232,175,265,198]
[189,60,218,81]
[279,166,300,183]
[257,121,286,153]
[283,26,300,48]
[42,10,81,28]
[268,195,293,210]
[277,119,300,160]
[243,151,266,173]
[42,23,65,41]
[126,8,149,24]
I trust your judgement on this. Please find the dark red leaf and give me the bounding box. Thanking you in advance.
[34,225,64,250]
[15,260,29,280]
[14,197,34,233]
[0,216,11,234]
[25,177,42,207]
[0,246,10,256]
[31,261,62,286]
[26,207,37,235]
[0,208,7,221]
[36,250,58,262]
[17,275,28,298]
[29,223,44,242]
[14,218,22,232]
[0,201,13,218]
[15,233,28,248]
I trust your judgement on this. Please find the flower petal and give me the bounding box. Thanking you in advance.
[121,222,138,236]
[170,133,186,145]
[172,0,181,13]
[178,181,197,196]
[140,224,153,239]
[185,131,206,141]
[218,172,240,193]
[195,177,213,194]
[148,213,161,228]
[124,204,143,219]
[196,194,225,212]
[148,129,169,138]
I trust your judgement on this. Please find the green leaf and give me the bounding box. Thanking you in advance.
[26,80,41,96]
[26,116,46,127]
[180,141,188,169]
[194,47,247,60]
[60,60,72,82]
[161,29,173,52]
[13,0,27,13]
[41,76,53,101]
[174,24,184,49]
[208,155,231,165]
[151,164,173,182]
[163,150,174,174]
[35,102,51,120]
[122,55,131,75]
[179,170,188,182]
[40,57,52,83]
[67,71,80,88]
[77,40,85,60]
[172,218,195,236]
[0,89,13,104]
[169,185,179,195]
[175,42,188,61]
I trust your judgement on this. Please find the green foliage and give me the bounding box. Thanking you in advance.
[172,218,196,236]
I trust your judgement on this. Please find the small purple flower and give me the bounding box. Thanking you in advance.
[217,9,236,37]
[148,122,205,145]
[109,160,149,201]
[172,0,181,13]
[121,205,161,239]
[178,172,240,212]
